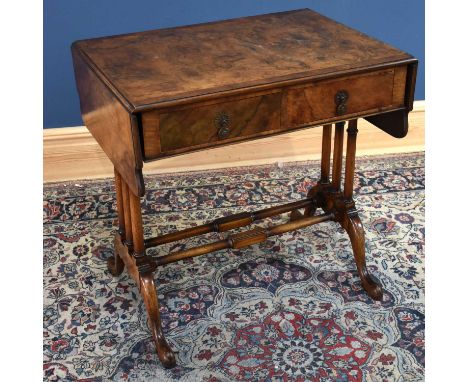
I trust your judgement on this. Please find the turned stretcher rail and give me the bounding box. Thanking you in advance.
[152,212,334,266]
[144,197,316,249]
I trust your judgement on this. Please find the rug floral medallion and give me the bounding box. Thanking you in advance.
[43,153,425,382]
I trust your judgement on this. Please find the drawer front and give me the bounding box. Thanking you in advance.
[156,92,282,153]
[282,68,405,128]
[142,66,409,160]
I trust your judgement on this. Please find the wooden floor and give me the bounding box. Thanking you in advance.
[44,101,424,182]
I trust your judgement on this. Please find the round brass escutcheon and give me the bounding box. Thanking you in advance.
[214,111,231,139]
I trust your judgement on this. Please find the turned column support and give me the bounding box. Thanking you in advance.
[107,169,125,276]
[331,121,345,191]
[129,192,145,259]
[129,191,156,274]
[115,169,126,240]
[122,179,134,252]
[320,124,333,184]
[344,119,358,201]
[302,123,333,219]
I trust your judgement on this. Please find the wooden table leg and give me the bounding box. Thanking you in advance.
[320,124,333,184]
[129,191,176,369]
[331,121,345,191]
[341,120,383,300]
[305,124,334,218]
[107,169,125,276]
[342,212,383,300]
[343,120,357,201]
[292,124,333,221]
[303,120,383,301]
[122,177,134,251]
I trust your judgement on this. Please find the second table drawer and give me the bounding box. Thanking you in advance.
[282,67,405,128]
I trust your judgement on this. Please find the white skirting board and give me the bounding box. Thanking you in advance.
[44,101,424,183]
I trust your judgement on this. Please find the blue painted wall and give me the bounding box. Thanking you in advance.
[44,0,424,128]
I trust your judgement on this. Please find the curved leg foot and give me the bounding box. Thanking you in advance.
[140,274,176,368]
[343,214,383,301]
[107,235,125,276]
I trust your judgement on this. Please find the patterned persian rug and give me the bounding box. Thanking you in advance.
[43,152,425,382]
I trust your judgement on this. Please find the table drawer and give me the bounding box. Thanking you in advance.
[143,92,282,157]
[282,67,406,128]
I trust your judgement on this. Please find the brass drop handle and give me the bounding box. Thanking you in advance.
[335,90,349,116]
[214,111,231,139]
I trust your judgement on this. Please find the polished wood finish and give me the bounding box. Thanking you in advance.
[121,180,133,249]
[268,212,333,236]
[145,197,314,249]
[72,8,417,183]
[71,49,145,196]
[140,62,411,160]
[129,192,145,258]
[107,169,125,276]
[112,179,175,368]
[331,122,345,190]
[157,91,282,154]
[113,232,140,289]
[307,190,383,300]
[140,65,411,161]
[364,62,417,137]
[303,123,332,218]
[365,108,408,138]
[153,212,333,267]
[141,112,161,159]
[113,230,176,368]
[154,241,228,267]
[114,169,126,240]
[404,62,418,111]
[344,120,358,200]
[229,227,267,249]
[392,66,408,105]
[129,191,155,274]
[344,213,383,301]
[320,124,332,183]
[282,68,399,128]
[72,9,417,369]
[140,274,176,368]
[72,9,413,111]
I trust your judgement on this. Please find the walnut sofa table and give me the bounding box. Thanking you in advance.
[72,9,417,368]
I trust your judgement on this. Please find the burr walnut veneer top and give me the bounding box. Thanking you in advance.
[72,9,413,112]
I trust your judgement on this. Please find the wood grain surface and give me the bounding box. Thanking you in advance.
[140,65,409,160]
[157,92,281,153]
[71,48,145,196]
[72,9,413,111]
[282,68,400,128]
